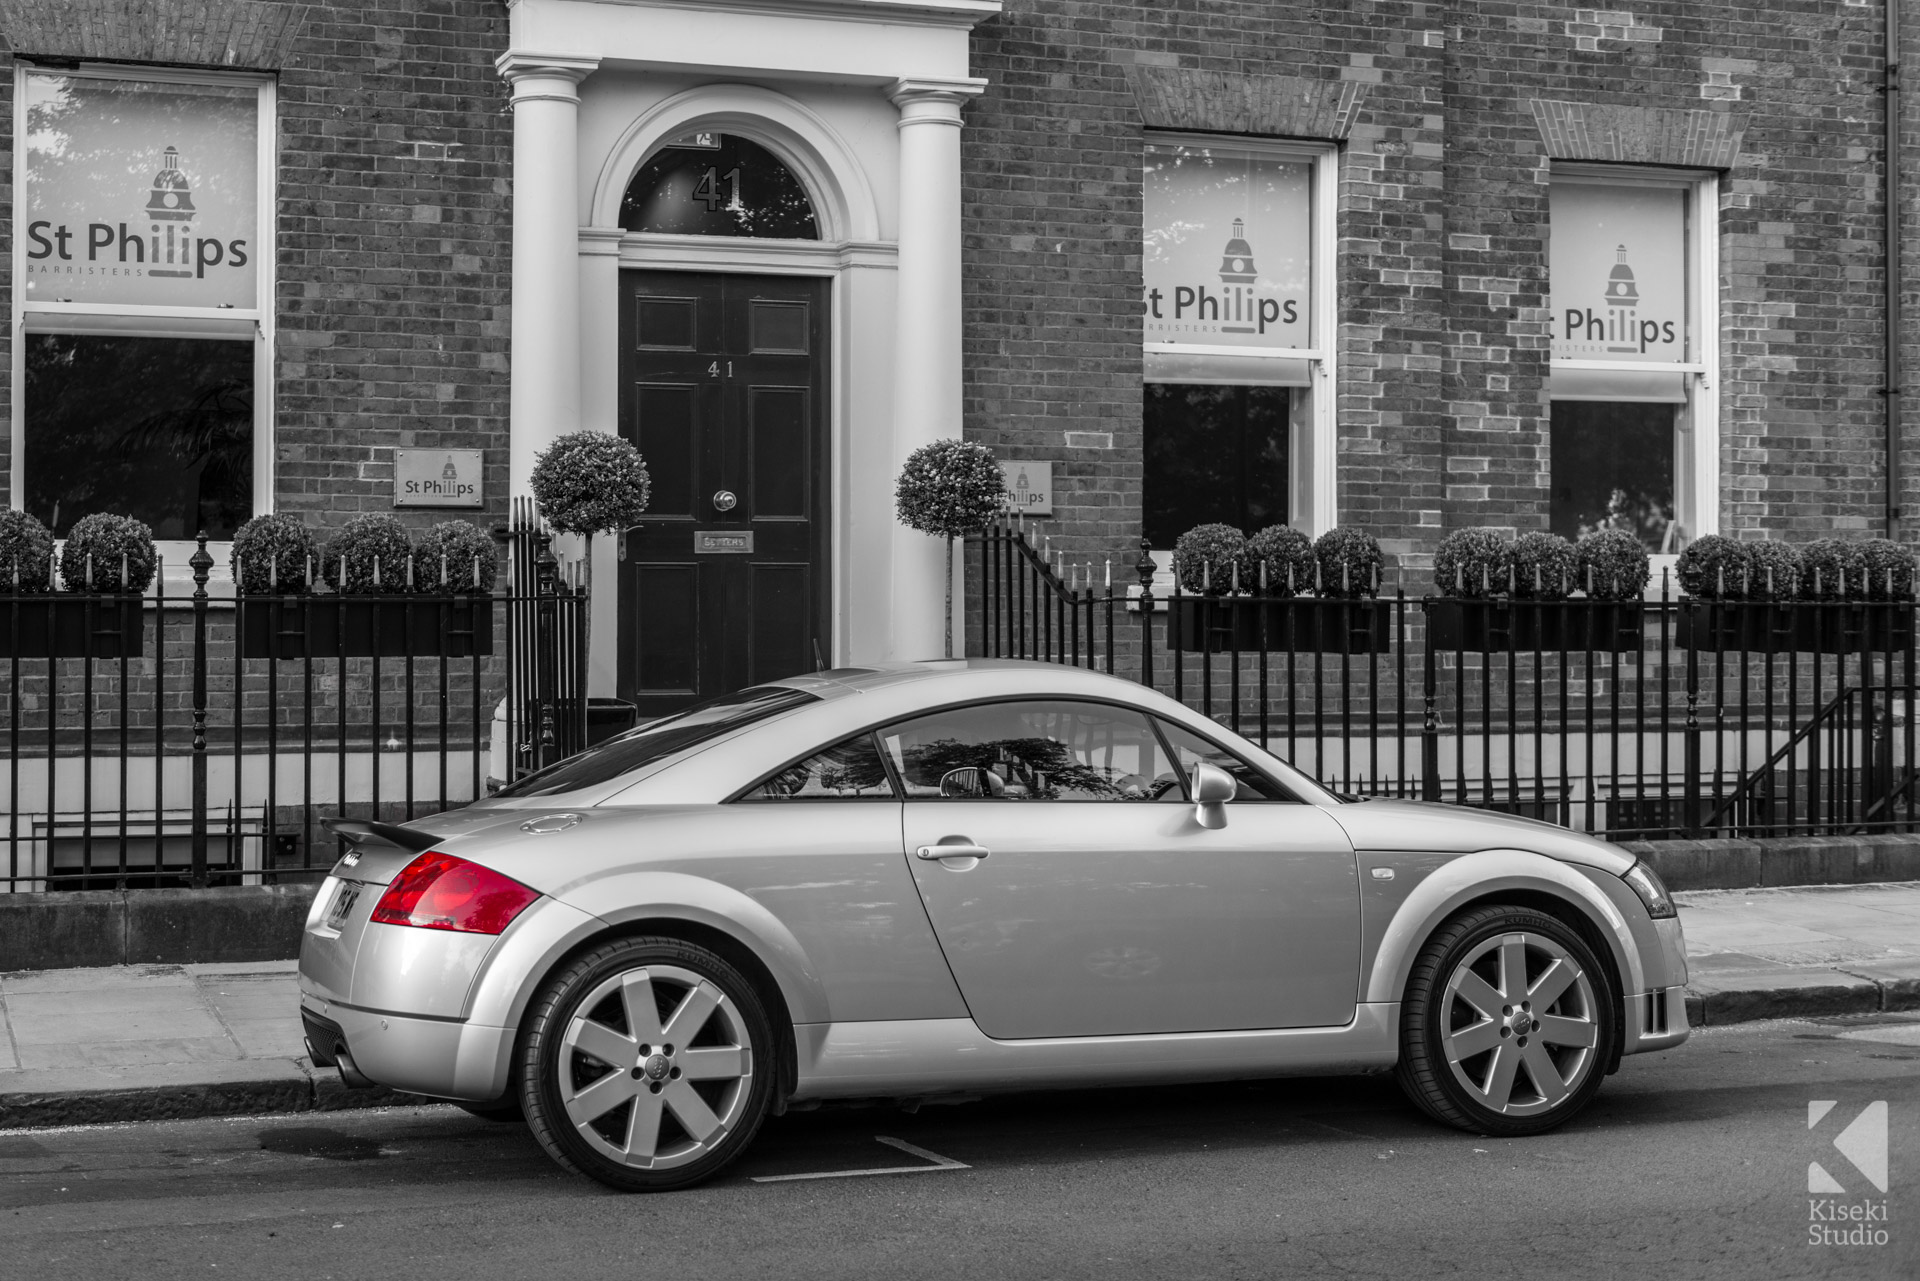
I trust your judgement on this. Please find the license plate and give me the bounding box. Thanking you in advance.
[325,885,361,929]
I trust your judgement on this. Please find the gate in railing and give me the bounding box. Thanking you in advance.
[977,519,1918,841]
[1,507,587,891]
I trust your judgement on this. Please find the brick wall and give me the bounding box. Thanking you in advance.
[963,0,1911,583]
[0,0,514,534]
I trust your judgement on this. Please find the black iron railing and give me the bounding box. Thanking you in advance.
[975,519,1919,841]
[1,513,587,891]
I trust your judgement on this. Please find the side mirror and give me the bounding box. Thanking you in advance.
[1190,761,1235,829]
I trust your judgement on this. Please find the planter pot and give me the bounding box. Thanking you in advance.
[240,597,495,659]
[239,598,340,660]
[1169,597,1393,654]
[586,698,640,745]
[1424,599,1564,653]
[1247,598,1393,654]
[1561,601,1646,654]
[0,597,145,659]
[1167,596,1244,653]
[545,698,640,758]
[1677,602,1914,654]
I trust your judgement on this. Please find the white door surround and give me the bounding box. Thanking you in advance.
[497,0,1000,687]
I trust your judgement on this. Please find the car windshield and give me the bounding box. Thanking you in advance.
[492,686,819,798]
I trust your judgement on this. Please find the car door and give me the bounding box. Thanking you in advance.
[886,698,1361,1039]
[722,731,966,1023]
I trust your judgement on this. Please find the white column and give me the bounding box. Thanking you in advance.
[578,225,625,697]
[496,52,600,496]
[887,77,984,661]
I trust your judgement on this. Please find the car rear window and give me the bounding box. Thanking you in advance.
[492,686,819,798]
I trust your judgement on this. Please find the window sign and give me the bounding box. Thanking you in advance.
[23,72,259,310]
[1143,143,1310,352]
[1550,182,1686,364]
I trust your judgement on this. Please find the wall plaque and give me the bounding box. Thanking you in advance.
[999,460,1053,516]
[394,449,482,508]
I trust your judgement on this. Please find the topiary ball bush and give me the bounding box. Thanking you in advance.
[1676,534,1751,601]
[1314,526,1384,599]
[894,439,1006,539]
[1172,523,1248,596]
[1856,537,1916,602]
[322,513,414,594]
[530,431,652,537]
[1574,528,1650,601]
[0,509,56,593]
[60,513,157,594]
[1798,538,1862,602]
[1509,532,1577,601]
[1245,525,1315,596]
[1744,541,1801,602]
[415,520,499,594]
[1433,528,1511,599]
[230,513,319,595]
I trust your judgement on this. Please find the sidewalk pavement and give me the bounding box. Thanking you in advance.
[1,882,1915,1130]
[0,960,413,1130]
[1675,881,1920,1025]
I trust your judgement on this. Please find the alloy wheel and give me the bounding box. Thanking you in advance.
[557,963,755,1169]
[1439,930,1599,1117]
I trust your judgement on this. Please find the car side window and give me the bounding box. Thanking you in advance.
[879,700,1183,801]
[744,734,896,800]
[1154,718,1297,802]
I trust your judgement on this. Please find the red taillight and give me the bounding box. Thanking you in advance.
[369,851,539,935]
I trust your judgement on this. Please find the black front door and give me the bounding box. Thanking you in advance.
[618,271,830,717]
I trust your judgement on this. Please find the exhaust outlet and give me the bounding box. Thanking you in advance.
[334,1046,375,1089]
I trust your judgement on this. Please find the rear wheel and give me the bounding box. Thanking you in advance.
[1395,905,1615,1136]
[519,936,773,1192]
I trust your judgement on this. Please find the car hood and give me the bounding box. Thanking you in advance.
[1324,798,1635,874]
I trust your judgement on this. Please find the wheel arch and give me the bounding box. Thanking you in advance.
[1366,850,1643,1019]
[582,916,802,1107]
[468,874,830,1107]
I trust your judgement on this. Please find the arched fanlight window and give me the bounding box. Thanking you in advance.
[620,133,820,239]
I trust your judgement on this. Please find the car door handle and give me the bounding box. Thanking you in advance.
[915,842,991,861]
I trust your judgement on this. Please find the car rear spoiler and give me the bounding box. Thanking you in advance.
[322,818,441,855]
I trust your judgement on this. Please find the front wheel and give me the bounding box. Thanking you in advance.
[1395,905,1616,1137]
[519,937,774,1191]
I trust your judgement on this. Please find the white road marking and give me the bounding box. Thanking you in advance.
[749,1134,969,1183]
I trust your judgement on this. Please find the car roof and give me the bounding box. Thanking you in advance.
[762,659,1150,700]
[471,659,1337,809]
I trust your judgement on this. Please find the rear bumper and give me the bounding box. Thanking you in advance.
[299,993,515,1103]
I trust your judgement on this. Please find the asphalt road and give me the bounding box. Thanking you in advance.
[3,1015,1916,1281]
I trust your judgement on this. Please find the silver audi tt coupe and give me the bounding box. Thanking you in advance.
[299,660,1689,1191]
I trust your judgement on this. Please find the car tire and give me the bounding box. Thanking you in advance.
[519,936,774,1192]
[1395,905,1616,1137]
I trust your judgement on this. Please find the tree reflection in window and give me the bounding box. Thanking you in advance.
[621,134,820,240]
[750,734,894,800]
[24,334,253,539]
[752,729,894,802]
[882,701,1182,802]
